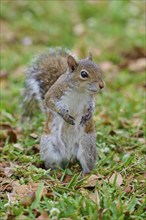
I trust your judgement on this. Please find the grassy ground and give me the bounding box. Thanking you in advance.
[0,1,145,219]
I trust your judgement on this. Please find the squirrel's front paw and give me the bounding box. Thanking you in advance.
[58,109,75,125]
[64,114,75,125]
[80,110,92,126]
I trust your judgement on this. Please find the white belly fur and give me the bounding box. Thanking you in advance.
[40,91,93,167]
[60,90,91,156]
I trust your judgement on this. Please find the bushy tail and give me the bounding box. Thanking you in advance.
[22,47,69,117]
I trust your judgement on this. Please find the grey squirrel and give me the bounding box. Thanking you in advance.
[23,48,105,174]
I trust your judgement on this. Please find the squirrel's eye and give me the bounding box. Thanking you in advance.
[80,70,89,79]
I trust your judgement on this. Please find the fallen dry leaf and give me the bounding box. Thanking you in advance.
[109,172,123,187]
[14,184,29,195]
[113,155,120,162]
[119,47,146,70]
[88,190,100,206]
[137,138,145,144]
[8,182,48,205]
[124,186,132,194]
[25,144,40,154]
[0,141,4,147]
[84,174,101,188]
[0,20,16,43]
[0,70,8,80]
[100,61,117,73]
[79,188,89,196]
[36,211,49,220]
[0,177,13,193]
[12,65,26,79]
[0,123,17,143]
[131,117,143,128]
[0,70,8,89]
[95,112,112,126]
[20,192,36,207]
[44,191,54,198]
[4,167,14,178]
[29,133,38,139]
[128,58,146,72]
[13,143,24,151]
[73,23,85,36]
[63,175,73,183]
[133,130,144,138]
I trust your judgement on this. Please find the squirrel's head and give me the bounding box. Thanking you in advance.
[67,53,105,94]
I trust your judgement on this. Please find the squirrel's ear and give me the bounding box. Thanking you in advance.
[67,55,78,72]
[88,52,92,61]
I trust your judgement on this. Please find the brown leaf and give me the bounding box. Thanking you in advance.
[0,141,5,147]
[29,133,38,139]
[0,177,13,193]
[0,20,16,43]
[4,167,14,178]
[79,188,89,196]
[124,186,132,194]
[29,182,48,196]
[11,180,20,188]
[109,129,117,136]
[9,182,47,204]
[118,118,129,129]
[84,174,101,188]
[109,172,123,186]
[88,190,100,205]
[0,70,8,79]
[73,23,85,36]
[0,123,17,143]
[96,113,112,126]
[7,192,17,203]
[100,61,117,72]
[15,185,29,195]
[131,116,143,128]
[36,211,49,220]
[0,70,8,89]
[1,162,15,178]
[25,144,40,154]
[137,138,145,144]
[7,129,17,143]
[20,192,36,207]
[13,143,24,151]
[134,130,144,138]
[119,47,146,70]
[63,175,73,183]
[128,58,146,72]
[12,65,26,79]
[121,47,146,60]
[45,191,54,198]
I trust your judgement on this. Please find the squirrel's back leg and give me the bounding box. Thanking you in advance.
[77,122,97,174]
[40,112,65,169]
[40,134,66,169]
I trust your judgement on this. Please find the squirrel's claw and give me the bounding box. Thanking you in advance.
[65,114,75,125]
[80,110,92,126]
[58,110,75,125]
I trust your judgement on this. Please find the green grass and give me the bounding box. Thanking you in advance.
[0,1,145,219]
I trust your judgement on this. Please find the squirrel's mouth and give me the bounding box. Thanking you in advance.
[88,88,99,94]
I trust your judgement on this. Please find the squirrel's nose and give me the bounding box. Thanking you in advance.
[99,81,104,89]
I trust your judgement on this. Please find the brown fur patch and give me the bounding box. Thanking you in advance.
[43,112,52,134]
[84,118,95,134]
